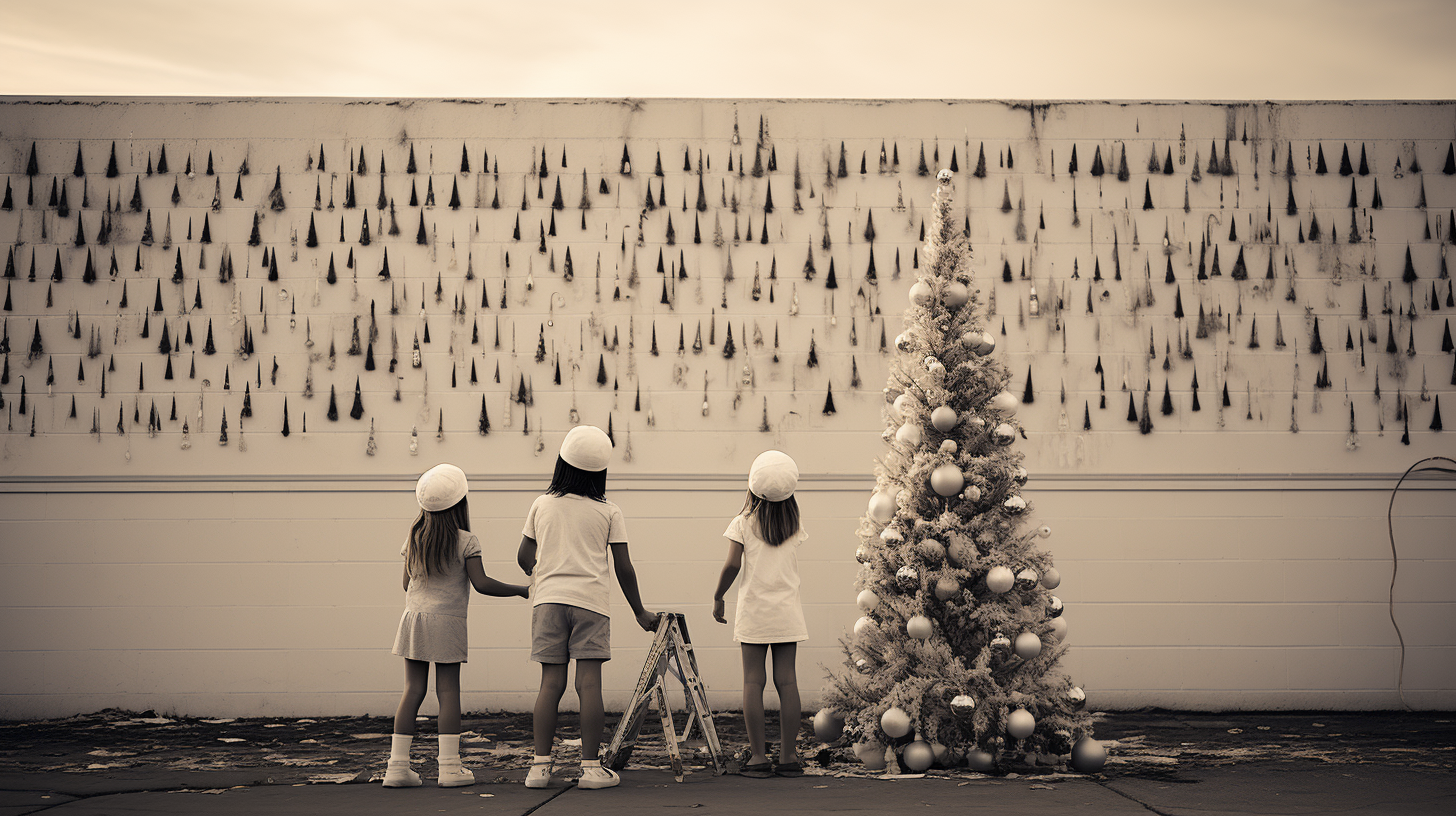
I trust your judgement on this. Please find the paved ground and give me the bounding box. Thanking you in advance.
[0,709,1452,815]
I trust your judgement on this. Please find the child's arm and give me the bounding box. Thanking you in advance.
[517,535,537,576]
[402,566,411,592]
[712,540,744,624]
[465,556,529,598]
[608,542,659,631]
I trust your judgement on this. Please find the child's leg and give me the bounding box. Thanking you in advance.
[385,659,430,786]
[574,659,606,761]
[533,662,570,756]
[740,643,770,765]
[769,643,801,763]
[393,659,430,735]
[434,662,462,735]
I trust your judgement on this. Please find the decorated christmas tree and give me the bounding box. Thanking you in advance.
[820,170,1102,775]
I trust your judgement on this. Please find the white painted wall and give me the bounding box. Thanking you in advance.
[1,98,1454,717]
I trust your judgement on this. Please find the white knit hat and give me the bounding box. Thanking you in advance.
[748,450,799,502]
[560,425,613,472]
[416,463,468,511]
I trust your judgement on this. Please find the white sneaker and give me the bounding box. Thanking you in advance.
[437,762,475,787]
[383,761,421,787]
[577,765,620,790]
[525,759,553,788]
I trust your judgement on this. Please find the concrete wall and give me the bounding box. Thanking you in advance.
[1,98,1454,717]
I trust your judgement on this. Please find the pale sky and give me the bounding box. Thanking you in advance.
[1,0,1453,99]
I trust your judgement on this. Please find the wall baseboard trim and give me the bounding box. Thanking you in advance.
[2,471,1452,493]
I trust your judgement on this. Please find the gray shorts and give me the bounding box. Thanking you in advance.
[531,603,611,663]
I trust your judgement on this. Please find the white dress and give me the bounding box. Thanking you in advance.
[724,514,808,644]
[392,531,480,663]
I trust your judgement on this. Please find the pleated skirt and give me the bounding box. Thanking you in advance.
[392,610,468,663]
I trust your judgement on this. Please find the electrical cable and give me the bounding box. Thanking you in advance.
[1386,456,1456,711]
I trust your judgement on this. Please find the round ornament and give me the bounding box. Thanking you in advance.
[930,405,958,432]
[1013,466,1029,485]
[879,527,903,543]
[902,740,935,772]
[1037,524,1053,538]
[856,589,881,613]
[1007,708,1036,740]
[965,749,996,773]
[974,332,997,356]
[1003,495,1028,514]
[938,439,958,454]
[813,708,845,742]
[930,742,950,766]
[868,491,897,523]
[1070,737,1107,773]
[986,566,1015,594]
[1014,631,1043,660]
[967,415,987,431]
[906,615,933,639]
[991,632,1012,652]
[1066,686,1086,709]
[1040,567,1061,589]
[1016,567,1039,587]
[992,423,1016,446]
[1048,596,1064,617]
[960,330,981,348]
[890,392,911,420]
[930,464,964,497]
[895,422,924,448]
[908,281,934,308]
[855,742,887,770]
[1048,616,1068,643]
[963,485,982,504]
[853,616,875,637]
[950,694,976,716]
[919,538,945,560]
[855,545,870,563]
[894,332,913,353]
[933,575,961,600]
[880,707,912,739]
[943,281,969,309]
[989,391,1019,414]
[936,168,954,183]
[896,565,919,589]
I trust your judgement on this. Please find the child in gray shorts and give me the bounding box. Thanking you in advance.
[518,425,657,790]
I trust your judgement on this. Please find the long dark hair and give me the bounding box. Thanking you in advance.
[407,496,471,578]
[738,490,801,547]
[546,455,607,501]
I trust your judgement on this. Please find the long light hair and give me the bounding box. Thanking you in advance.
[406,496,471,578]
[738,490,800,547]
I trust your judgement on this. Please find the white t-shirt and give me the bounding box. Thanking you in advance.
[724,514,808,644]
[523,494,628,617]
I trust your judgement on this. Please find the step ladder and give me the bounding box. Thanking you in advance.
[604,612,724,781]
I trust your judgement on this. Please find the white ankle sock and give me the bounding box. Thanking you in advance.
[581,758,601,768]
[533,754,552,764]
[438,734,460,764]
[390,734,413,764]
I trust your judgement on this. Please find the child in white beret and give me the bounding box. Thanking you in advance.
[712,450,809,778]
[385,464,530,789]
[518,426,658,790]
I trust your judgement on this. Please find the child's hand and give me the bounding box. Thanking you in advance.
[635,609,660,632]
[712,598,726,624]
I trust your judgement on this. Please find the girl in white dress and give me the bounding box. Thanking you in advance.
[384,464,529,789]
[712,451,808,778]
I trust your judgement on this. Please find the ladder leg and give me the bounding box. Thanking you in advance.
[604,617,673,771]
[655,683,683,782]
[671,630,725,774]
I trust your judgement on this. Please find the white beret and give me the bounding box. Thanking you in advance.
[560,425,613,472]
[748,450,799,502]
[416,463,468,511]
